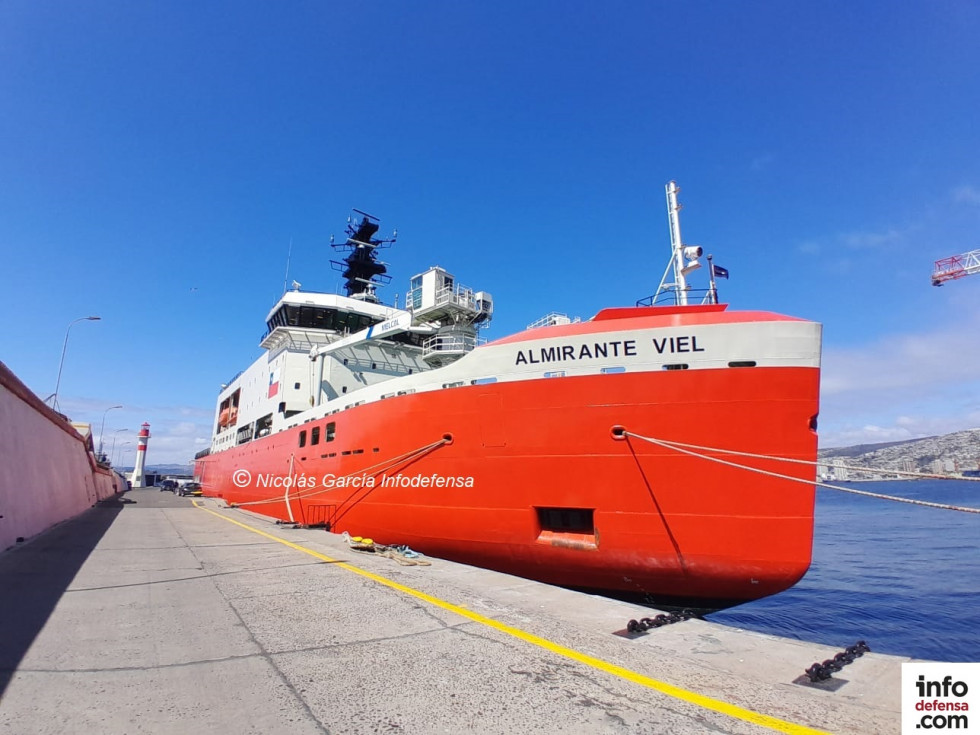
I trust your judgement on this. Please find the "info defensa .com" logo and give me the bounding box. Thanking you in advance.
[903,663,979,732]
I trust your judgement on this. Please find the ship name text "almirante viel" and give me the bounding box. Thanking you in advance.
[514,334,706,366]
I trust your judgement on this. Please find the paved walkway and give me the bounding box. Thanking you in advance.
[0,489,904,734]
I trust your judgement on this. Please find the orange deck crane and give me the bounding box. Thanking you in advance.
[932,249,980,286]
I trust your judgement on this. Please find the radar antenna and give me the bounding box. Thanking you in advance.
[330,210,396,301]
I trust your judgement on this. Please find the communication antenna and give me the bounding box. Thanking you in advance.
[642,181,704,306]
[282,237,294,295]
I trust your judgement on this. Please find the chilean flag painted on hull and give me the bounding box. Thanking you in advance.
[268,368,280,398]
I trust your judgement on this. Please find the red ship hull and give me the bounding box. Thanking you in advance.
[197,364,819,609]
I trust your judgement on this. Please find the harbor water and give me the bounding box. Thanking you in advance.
[708,479,980,663]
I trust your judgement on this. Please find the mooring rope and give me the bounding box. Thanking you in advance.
[624,431,980,515]
[633,435,980,483]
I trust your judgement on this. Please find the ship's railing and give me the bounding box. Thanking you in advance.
[433,283,478,312]
[304,504,337,530]
[636,288,715,307]
[342,354,416,374]
[422,333,483,357]
[260,326,337,353]
[526,312,581,330]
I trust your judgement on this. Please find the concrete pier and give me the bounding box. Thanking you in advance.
[0,489,906,734]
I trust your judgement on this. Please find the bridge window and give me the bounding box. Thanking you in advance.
[410,276,423,309]
[299,430,307,448]
[266,305,383,335]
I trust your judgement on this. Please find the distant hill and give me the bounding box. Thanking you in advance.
[819,429,980,474]
[818,440,910,459]
[151,464,194,475]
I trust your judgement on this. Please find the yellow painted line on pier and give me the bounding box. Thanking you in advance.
[193,501,828,735]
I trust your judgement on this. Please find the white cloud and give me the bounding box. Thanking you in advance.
[56,397,213,466]
[820,414,980,449]
[826,257,855,275]
[795,225,911,262]
[821,324,980,397]
[170,421,203,437]
[952,185,980,206]
[819,318,980,447]
[840,227,904,250]
[113,426,211,469]
[822,424,918,447]
[750,153,774,172]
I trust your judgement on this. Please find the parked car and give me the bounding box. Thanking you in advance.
[178,481,202,497]
[159,479,177,493]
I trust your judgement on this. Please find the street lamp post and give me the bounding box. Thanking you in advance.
[109,428,129,465]
[98,405,123,456]
[51,316,101,412]
[114,441,132,467]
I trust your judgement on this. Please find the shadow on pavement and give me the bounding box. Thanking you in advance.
[0,498,124,698]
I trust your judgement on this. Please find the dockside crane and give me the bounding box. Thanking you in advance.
[932,249,980,286]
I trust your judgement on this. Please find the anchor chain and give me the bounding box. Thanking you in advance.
[626,609,697,633]
[803,641,871,682]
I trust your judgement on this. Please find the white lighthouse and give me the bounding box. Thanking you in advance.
[131,422,151,488]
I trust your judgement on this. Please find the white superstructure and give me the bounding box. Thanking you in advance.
[201,214,493,458]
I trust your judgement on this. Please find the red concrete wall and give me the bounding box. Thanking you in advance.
[0,361,126,552]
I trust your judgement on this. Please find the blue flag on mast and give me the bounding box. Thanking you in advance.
[712,264,729,279]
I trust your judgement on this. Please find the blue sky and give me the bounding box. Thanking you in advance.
[3,2,980,465]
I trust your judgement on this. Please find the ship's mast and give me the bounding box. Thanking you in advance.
[666,181,689,305]
[652,181,703,306]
